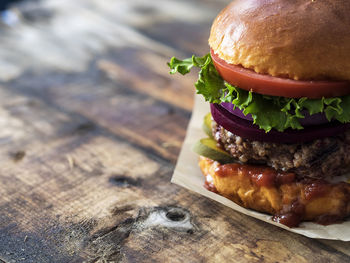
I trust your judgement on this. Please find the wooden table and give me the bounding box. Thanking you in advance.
[0,0,349,262]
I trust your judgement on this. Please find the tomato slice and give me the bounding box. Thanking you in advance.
[211,49,350,99]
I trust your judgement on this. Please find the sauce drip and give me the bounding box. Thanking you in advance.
[273,213,301,228]
[272,202,305,228]
[204,174,218,193]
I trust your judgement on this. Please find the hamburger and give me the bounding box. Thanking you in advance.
[169,0,350,227]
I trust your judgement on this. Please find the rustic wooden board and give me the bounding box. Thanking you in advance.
[0,0,349,262]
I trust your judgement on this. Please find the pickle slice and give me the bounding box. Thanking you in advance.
[192,138,235,164]
[202,113,213,138]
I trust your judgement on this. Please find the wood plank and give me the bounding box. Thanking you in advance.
[0,0,349,262]
[97,50,197,112]
[4,66,191,162]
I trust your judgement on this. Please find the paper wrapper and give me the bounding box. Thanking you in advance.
[172,94,350,241]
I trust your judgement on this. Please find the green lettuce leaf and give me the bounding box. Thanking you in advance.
[168,53,350,132]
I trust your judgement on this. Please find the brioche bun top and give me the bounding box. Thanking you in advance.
[209,0,350,81]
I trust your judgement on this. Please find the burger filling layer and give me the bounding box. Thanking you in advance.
[213,121,350,179]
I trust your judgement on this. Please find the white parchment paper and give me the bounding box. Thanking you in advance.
[172,94,350,241]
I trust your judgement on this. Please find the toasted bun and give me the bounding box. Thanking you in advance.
[209,0,350,81]
[199,157,350,225]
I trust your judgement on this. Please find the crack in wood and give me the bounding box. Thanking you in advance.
[73,122,97,135]
[109,175,142,188]
[9,150,26,162]
[110,205,135,216]
[84,218,135,262]
[82,206,196,262]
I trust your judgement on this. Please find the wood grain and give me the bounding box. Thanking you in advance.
[0,0,349,262]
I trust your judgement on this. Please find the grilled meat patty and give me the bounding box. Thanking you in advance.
[212,121,350,179]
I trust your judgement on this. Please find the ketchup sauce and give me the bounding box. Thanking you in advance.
[304,180,331,201]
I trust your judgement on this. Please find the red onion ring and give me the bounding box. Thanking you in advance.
[220,102,330,126]
[221,102,253,121]
[211,103,349,144]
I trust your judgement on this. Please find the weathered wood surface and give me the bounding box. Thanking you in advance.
[0,0,349,262]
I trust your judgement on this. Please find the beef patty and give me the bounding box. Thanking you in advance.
[212,121,350,179]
